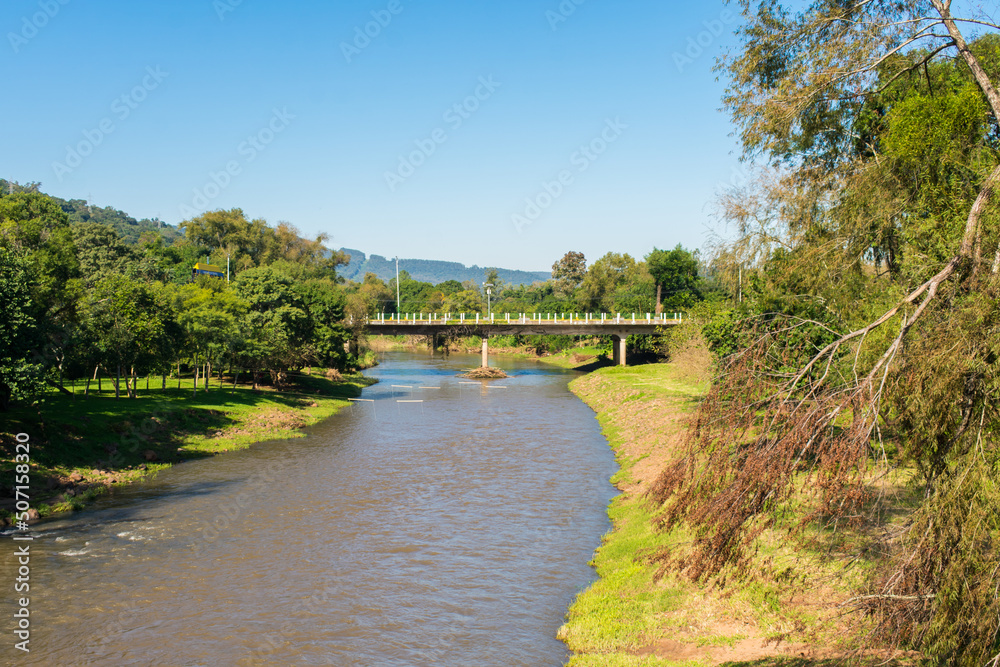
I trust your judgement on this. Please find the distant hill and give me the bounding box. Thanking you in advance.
[0,179,181,245]
[339,249,551,286]
[58,198,181,245]
[1,180,549,286]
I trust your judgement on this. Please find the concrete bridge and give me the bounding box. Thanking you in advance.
[358,312,684,366]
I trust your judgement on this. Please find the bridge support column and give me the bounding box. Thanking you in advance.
[612,334,626,366]
[481,337,489,368]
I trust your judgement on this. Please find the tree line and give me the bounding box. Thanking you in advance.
[1,183,705,408]
[0,193,351,407]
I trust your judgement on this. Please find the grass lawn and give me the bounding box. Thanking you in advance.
[0,370,374,519]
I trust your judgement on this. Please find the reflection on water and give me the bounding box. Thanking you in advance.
[0,353,617,666]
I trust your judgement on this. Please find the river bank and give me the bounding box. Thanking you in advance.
[560,342,875,665]
[0,370,374,522]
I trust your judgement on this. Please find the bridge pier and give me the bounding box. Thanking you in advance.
[481,337,489,367]
[612,334,627,366]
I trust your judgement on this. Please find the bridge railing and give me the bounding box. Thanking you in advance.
[356,312,686,326]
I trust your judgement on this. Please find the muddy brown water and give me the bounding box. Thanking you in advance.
[1,353,618,666]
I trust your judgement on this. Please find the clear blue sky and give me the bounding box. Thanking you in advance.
[2,0,744,272]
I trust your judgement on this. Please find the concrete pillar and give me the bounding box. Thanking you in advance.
[481,337,489,368]
[611,334,626,366]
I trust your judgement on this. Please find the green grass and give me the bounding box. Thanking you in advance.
[560,363,711,660]
[536,346,611,370]
[1,370,375,519]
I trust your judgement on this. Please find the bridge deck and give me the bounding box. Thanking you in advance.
[360,314,682,337]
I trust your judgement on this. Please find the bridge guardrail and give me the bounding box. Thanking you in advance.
[352,312,686,326]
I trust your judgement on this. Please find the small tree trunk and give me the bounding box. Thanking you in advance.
[232,368,240,394]
[84,376,91,396]
[655,284,663,315]
[193,364,199,396]
[115,365,121,400]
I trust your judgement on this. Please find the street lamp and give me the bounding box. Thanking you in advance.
[395,256,401,314]
[483,283,494,318]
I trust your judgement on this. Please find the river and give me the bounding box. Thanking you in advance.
[1,353,618,666]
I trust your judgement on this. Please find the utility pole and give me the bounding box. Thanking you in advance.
[395,256,401,314]
[227,254,230,283]
[484,283,494,318]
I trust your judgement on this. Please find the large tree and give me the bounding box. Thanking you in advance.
[653,2,1000,663]
[646,244,700,313]
[551,251,586,298]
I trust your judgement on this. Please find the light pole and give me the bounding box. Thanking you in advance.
[395,256,401,315]
[483,283,493,318]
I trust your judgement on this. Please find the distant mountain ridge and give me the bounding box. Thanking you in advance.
[338,249,550,286]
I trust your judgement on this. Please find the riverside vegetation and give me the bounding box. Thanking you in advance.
[0,369,374,521]
[559,329,890,665]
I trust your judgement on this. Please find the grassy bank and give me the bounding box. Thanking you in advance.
[560,356,895,666]
[0,370,374,521]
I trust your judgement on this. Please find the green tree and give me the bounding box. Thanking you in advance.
[579,252,651,312]
[0,248,41,409]
[646,245,700,313]
[551,251,586,297]
[233,266,309,386]
[82,275,173,398]
[71,222,140,285]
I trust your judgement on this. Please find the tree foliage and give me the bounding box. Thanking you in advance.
[657,2,1000,662]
